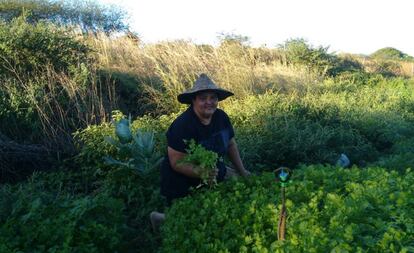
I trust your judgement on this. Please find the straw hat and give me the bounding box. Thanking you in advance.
[177,74,234,104]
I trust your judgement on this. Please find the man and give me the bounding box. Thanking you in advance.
[151,73,249,231]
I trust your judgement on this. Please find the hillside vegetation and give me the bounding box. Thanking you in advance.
[1,9,413,253]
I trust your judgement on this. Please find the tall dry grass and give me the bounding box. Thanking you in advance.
[4,31,412,153]
[354,56,414,77]
[0,63,117,151]
[400,61,414,77]
[88,33,321,113]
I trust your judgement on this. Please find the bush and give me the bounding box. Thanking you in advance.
[72,113,173,251]
[0,113,170,252]
[0,180,127,252]
[0,14,90,78]
[366,60,403,77]
[373,153,414,172]
[75,75,414,174]
[99,167,165,251]
[327,54,364,76]
[73,112,175,171]
[370,47,413,61]
[161,165,414,252]
[0,14,111,153]
[279,38,335,76]
[224,92,390,170]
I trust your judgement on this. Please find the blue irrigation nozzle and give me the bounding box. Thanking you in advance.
[336,153,350,168]
[274,167,291,187]
[274,166,291,241]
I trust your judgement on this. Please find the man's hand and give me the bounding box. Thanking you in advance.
[192,166,218,184]
[208,167,219,184]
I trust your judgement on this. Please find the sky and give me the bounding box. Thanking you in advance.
[100,0,414,56]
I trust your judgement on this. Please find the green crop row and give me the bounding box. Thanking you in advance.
[162,165,414,252]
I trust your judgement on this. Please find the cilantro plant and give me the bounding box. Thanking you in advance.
[162,165,414,252]
[178,139,218,186]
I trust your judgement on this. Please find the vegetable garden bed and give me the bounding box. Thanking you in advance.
[162,165,414,252]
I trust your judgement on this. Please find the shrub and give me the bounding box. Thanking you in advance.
[327,54,364,76]
[0,180,127,252]
[0,14,113,156]
[74,76,414,174]
[366,60,403,77]
[0,14,90,78]
[72,113,172,251]
[99,166,165,252]
[225,93,379,170]
[279,38,335,76]
[73,111,175,172]
[370,47,413,61]
[373,153,414,172]
[1,112,169,252]
[161,165,414,252]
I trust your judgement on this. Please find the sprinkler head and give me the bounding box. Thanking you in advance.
[279,169,289,183]
[274,167,291,184]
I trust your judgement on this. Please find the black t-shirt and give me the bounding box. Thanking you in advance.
[160,106,235,202]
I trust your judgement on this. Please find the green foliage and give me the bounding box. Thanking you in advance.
[162,165,414,252]
[369,60,403,77]
[0,14,90,77]
[0,0,129,33]
[73,111,174,172]
[367,47,414,76]
[178,139,219,186]
[279,38,335,75]
[0,179,127,252]
[374,153,414,172]
[99,166,164,252]
[277,39,366,77]
[104,116,163,175]
[327,54,364,76]
[73,122,115,169]
[222,74,414,171]
[74,73,414,177]
[114,118,133,143]
[0,79,42,139]
[0,111,169,252]
[0,13,98,150]
[72,112,168,252]
[371,137,414,171]
[99,70,154,116]
[371,47,413,61]
[2,28,414,253]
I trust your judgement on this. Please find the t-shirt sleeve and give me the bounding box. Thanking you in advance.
[166,121,188,153]
[222,111,235,139]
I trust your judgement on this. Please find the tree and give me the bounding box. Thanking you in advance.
[0,0,129,33]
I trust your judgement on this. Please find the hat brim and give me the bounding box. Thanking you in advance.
[177,89,234,104]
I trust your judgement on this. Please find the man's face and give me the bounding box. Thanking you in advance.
[192,91,218,118]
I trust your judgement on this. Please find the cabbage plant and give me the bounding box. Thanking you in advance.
[104,118,162,175]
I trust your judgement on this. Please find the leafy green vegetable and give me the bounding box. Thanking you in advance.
[162,165,414,252]
[178,139,218,186]
[115,118,133,144]
[104,118,163,175]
